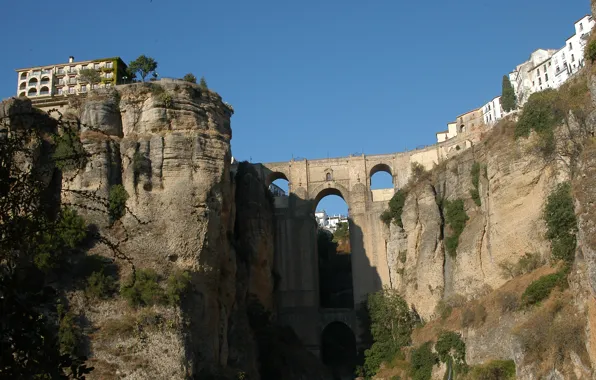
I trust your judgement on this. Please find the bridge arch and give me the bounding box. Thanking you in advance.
[310,183,351,211]
[321,321,357,379]
[369,163,394,189]
[265,171,289,187]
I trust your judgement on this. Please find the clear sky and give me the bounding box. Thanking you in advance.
[0,0,590,214]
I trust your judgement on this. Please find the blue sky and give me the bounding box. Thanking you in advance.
[0,0,590,214]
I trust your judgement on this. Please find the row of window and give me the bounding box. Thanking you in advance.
[20,72,114,88]
[19,83,112,97]
[19,61,114,80]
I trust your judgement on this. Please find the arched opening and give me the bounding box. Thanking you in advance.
[27,88,37,96]
[326,172,332,181]
[28,78,38,87]
[18,92,25,97]
[39,86,50,96]
[40,76,50,86]
[20,72,27,80]
[315,190,353,309]
[267,171,289,197]
[369,163,393,189]
[19,82,26,90]
[321,322,357,379]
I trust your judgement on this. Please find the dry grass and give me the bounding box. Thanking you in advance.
[412,265,556,345]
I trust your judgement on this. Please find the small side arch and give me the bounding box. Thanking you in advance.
[28,78,38,86]
[19,82,26,90]
[369,163,394,189]
[28,88,37,96]
[265,171,289,187]
[321,321,357,379]
[310,183,350,212]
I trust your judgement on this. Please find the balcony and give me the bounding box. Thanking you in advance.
[67,79,77,85]
[56,69,66,76]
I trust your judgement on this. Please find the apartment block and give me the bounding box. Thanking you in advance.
[16,56,128,108]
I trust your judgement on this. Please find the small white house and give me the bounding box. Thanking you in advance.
[482,96,503,126]
[436,121,458,143]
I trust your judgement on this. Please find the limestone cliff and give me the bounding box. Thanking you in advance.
[384,128,555,320]
[2,80,326,379]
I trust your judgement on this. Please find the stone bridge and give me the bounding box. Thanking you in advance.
[252,145,456,356]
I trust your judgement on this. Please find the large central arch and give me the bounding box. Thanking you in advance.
[321,322,357,379]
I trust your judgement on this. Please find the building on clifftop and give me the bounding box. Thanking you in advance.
[15,56,128,111]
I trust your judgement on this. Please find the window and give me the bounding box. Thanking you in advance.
[92,84,99,90]
[105,83,111,88]
[539,78,542,85]
[537,68,540,75]
[106,61,113,68]
[580,23,584,31]
[569,42,573,50]
[58,88,63,95]
[545,74,549,81]
[94,63,100,70]
[80,85,87,93]
[57,68,65,75]
[69,66,76,74]
[68,87,75,94]
[20,72,27,80]
[572,54,575,62]
[58,79,65,85]
[556,66,560,73]
[106,72,113,79]
[326,173,332,181]
[533,81,535,86]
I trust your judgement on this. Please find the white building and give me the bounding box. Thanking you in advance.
[315,210,348,232]
[269,183,286,197]
[509,49,556,107]
[436,121,458,143]
[509,15,594,106]
[482,96,503,126]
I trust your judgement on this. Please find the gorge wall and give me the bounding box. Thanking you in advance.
[2,81,330,379]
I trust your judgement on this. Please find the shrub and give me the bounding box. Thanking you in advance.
[120,269,165,307]
[498,252,543,279]
[57,304,82,356]
[501,75,516,112]
[544,182,577,263]
[436,331,467,374]
[108,184,129,223]
[470,162,481,206]
[514,89,561,138]
[461,307,475,328]
[363,288,418,376]
[166,270,192,306]
[199,76,208,90]
[465,360,516,380]
[521,271,567,306]
[409,342,438,380]
[53,128,87,172]
[86,270,117,300]
[410,162,429,183]
[183,73,197,83]
[585,39,596,63]
[443,199,469,257]
[380,189,409,227]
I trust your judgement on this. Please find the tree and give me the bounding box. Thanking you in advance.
[78,69,101,88]
[128,55,158,82]
[363,288,419,376]
[501,75,517,112]
[183,73,197,83]
[199,76,208,90]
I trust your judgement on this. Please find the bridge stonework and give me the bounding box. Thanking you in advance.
[253,146,452,356]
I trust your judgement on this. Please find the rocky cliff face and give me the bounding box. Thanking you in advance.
[385,130,556,320]
[3,81,326,379]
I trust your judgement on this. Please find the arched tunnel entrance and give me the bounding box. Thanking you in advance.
[315,190,354,309]
[321,322,357,380]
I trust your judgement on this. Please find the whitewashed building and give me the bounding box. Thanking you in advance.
[436,121,458,143]
[315,210,348,232]
[509,15,594,106]
[509,49,557,107]
[269,183,286,197]
[482,96,503,126]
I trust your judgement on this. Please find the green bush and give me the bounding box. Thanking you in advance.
[501,75,517,112]
[470,162,481,206]
[53,129,87,171]
[409,342,438,380]
[498,252,544,279]
[108,184,129,223]
[166,270,192,306]
[435,331,467,374]
[34,208,87,271]
[363,288,418,377]
[521,271,567,306]
[86,270,117,300]
[466,360,516,380]
[183,73,197,83]
[57,304,82,356]
[515,89,562,138]
[380,189,409,227]
[121,269,165,307]
[444,199,469,257]
[544,182,577,263]
[585,39,596,63]
[411,162,429,183]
